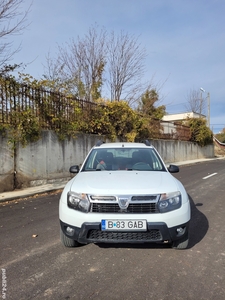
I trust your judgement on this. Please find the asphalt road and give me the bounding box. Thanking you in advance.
[1,159,225,300]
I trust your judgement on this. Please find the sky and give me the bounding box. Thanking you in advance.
[10,0,225,133]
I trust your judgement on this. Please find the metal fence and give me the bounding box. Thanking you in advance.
[0,77,97,129]
[0,77,191,141]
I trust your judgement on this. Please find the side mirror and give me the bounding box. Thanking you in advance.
[168,164,179,173]
[69,165,80,173]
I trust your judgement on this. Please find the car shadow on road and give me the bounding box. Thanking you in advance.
[187,194,209,248]
[97,194,208,250]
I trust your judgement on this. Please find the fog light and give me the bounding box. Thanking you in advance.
[66,226,74,235]
[177,227,184,234]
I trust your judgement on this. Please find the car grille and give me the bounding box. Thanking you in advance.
[87,229,162,242]
[89,194,160,213]
[91,202,159,213]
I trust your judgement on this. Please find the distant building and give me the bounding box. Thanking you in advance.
[162,112,206,122]
[160,112,206,140]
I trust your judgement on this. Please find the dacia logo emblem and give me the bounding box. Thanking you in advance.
[118,197,129,209]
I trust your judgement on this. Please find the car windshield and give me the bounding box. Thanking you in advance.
[82,148,166,172]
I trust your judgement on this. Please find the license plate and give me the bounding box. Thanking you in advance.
[101,219,147,231]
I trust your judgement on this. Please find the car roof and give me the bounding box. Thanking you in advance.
[94,142,154,149]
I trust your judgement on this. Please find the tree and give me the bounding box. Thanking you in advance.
[107,31,146,103]
[0,63,21,76]
[138,89,165,119]
[185,88,206,115]
[0,0,31,66]
[187,118,213,146]
[136,89,166,140]
[44,25,107,101]
[42,52,79,95]
[43,26,148,104]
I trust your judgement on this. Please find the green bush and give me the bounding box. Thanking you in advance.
[187,118,213,146]
[8,109,41,147]
[79,100,140,141]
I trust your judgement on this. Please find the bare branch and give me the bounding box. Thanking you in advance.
[185,88,207,115]
[57,25,107,101]
[43,26,154,104]
[0,0,31,65]
[107,31,147,102]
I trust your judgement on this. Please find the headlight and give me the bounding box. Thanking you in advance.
[67,192,90,213]
[158,191,181,213]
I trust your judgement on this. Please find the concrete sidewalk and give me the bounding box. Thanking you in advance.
[0,157,223,203]
[0,181,68,202]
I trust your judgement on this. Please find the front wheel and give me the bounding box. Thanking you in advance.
[172,234,189,250]
[60,227,80,247]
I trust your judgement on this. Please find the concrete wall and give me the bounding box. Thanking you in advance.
[0,134,14,192]
[15,131,103,190]
[151,139,214,162]
[0,131,214,192]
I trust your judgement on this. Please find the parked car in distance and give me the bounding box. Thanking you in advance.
[59,140,191,249]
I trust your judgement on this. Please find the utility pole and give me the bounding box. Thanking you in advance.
[207,92,210,128]
[200,88,210,128]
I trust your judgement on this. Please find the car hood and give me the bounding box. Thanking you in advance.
[69,171,180,195]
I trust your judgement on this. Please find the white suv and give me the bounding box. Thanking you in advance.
[59,141,191,249]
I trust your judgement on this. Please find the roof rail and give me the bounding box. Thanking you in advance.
[143,140,151,146]
[95,140,104,146]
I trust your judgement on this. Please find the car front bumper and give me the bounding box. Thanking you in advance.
[60,220,189,244]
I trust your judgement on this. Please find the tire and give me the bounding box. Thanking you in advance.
[172,234,189,250]
[60,227,80,247]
